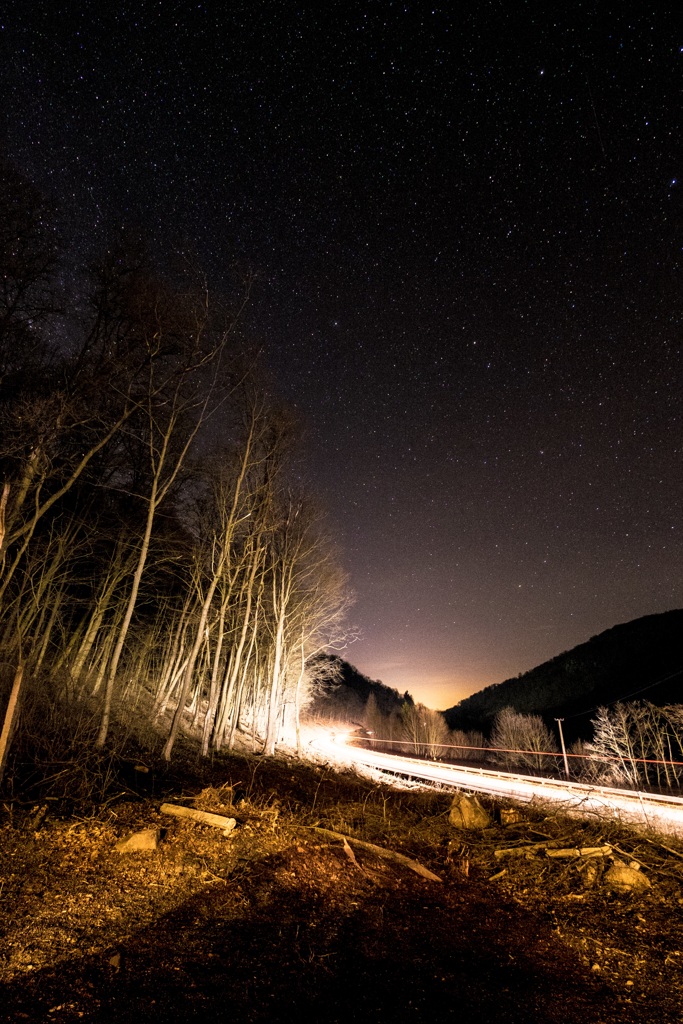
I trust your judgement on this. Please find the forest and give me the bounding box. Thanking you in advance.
[0,160,352,786]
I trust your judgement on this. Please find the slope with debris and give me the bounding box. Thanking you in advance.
[2,751,682,1023]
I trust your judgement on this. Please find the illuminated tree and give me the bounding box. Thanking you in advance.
[491,707,558,772]
[587,702,683,789]
[0,164,352,774]
[401,702,449,759]
[261,493,349,756]
[449,728,487,761]
[161,395,272,761]
[95,273,246,748]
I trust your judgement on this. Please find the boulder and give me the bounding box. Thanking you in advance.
[603,858,651,893]
[115,827,160,853]
[449,793,492,830]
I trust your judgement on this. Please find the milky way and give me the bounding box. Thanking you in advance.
[1,2,681,707]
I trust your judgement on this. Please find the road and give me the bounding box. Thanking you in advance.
[326,739,683,837]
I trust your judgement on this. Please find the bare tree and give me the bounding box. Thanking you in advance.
[587,702,683,789]
[95,280,240,749]
[587,703,644,786]
[449,728,487,761]
[401,702,449,759]
[491,707,558,772]
[0,178,362,775]
[0,661,24,787]
[261,494,350,756]
[161,397,270,761]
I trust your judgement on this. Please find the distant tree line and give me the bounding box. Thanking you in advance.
[358,692,482,762]
[329,684,683,793]
[0,161,351,782]
[450,701,683,791]
[494,701,683,791]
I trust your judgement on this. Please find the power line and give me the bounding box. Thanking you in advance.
[562,667,683,720]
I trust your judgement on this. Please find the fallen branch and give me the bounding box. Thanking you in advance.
[493,841,557,859]
[494,846,541,860]
[645,837,683,862]
[304,826,442,882]
[341,836,371,879]
[610,842,643,864]
[160,803,236,834]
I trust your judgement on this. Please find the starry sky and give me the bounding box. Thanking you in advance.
[1,1,681,709]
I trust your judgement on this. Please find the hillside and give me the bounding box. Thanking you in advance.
[443,609,683,741]
[307,655,412,724]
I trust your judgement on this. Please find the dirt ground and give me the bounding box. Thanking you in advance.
[2,751,683,1023]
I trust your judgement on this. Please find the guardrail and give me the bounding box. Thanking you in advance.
[346,745,683,837]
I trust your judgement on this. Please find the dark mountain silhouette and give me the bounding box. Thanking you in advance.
[307,655,412,724]
[443,610,683,742]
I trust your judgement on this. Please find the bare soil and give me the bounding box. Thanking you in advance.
[2,750,683,1023]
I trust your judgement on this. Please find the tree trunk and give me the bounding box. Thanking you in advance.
[162,572,222,761]
[96,477,158,749]
[0,662,25,786]
[33,581,65,674]
[201,602,227,757]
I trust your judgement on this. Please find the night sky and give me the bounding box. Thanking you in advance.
[1,2,681,709]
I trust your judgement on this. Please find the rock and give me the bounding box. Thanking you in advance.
[115,827,160,853]
[449,793,492,830]
[603,858,651,893]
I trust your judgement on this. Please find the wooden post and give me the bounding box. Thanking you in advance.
[555,717,570,778]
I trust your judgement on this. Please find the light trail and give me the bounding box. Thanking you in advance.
[321,736,683,837]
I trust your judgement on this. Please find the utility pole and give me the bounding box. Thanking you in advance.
[555,718,570,778]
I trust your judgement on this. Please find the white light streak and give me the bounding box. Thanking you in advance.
[319,737,683,838]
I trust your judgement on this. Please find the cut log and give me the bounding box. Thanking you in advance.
[495,843,612,860]
[160,803,236,834]
[304,825,442,882]
[546,846,613,859]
